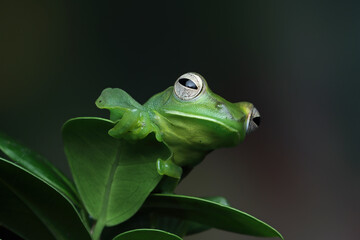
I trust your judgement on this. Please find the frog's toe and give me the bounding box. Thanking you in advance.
[156,158,183,179]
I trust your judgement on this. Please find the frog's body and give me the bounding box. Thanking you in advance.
[96,73,260,180]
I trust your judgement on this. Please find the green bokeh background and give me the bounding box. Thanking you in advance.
[1,1,359,239]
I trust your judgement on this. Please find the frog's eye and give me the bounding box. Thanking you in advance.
[174,72,204,100]
[246,107,261,134]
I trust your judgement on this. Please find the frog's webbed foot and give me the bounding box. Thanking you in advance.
[156,158,182,193]
[109,110,158,141]
[156,158,183,179]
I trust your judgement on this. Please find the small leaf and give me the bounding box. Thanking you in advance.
[62,117,170,232]
[112,229,182,240]
[142,194,284,239]
[0,157,91,240]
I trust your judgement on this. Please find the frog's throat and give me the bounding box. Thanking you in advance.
[163,110,240,134]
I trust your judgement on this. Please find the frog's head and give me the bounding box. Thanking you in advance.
[148,73,260,165]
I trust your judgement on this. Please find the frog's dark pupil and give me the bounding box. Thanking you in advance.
[253,116,261,126]
[178,78,198,89]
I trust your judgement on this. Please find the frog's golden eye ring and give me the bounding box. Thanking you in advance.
[246,107,261,134]
[174,72,204,100]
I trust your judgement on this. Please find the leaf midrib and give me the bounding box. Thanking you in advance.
[94,145,122,233]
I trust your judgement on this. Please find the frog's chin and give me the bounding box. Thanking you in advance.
[212,121,246,147]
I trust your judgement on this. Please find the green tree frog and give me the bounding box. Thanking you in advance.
[96,72,260,182]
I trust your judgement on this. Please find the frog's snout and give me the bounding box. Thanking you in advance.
[246,106,261,135]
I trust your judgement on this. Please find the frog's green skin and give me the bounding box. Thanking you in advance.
[96,73,260,180]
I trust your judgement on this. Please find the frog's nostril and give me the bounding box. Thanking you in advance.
[253,116,261,126]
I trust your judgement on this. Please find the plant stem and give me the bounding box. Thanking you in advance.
[92,220,105,240]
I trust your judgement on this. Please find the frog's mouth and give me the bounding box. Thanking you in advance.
[245,107,261,135]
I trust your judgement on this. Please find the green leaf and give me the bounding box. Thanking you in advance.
[0,131,82,208]
[181,196,230,236]
[142,194,284,239]
[100,211,186,239]
[0,131,89,231]
[112,229,182,240]
[0,157,91,240]
[62,117,170,238]
[102,211,205,239]
[101,196,228,239]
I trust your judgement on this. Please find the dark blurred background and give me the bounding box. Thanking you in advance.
[1,1,359,239]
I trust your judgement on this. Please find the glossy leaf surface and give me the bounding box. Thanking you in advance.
[0,157,91,240]
[62,117,170,229]
[102,208,210,239]
[102,196,228,238]
[182,196,229,235]
[142,194,284,239]
[0,131,81,208]
[112,229,182,240]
